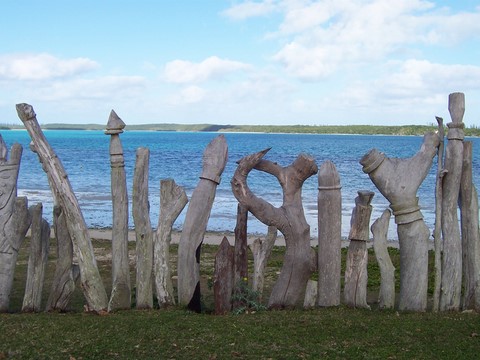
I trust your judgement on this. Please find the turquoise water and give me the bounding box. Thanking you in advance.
[1,129,479,240]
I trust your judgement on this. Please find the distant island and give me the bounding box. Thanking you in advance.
[1,122,479,137]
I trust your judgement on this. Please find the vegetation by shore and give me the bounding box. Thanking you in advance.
[2,122,480,136]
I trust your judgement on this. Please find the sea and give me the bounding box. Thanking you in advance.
[1,129,479,242]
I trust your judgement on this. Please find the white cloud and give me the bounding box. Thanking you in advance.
[0,53,98,81]
[168,85,207,105]
[164,56,251,84]
[221,0,277,20]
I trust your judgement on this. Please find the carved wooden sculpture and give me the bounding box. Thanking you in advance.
[22,203,50,312]
[154,178,187,307]
[0,137,31,312]
[249,225,277,299]
[16,103,108,312]
[214,237,234,315]
[231,149,318,308]
[344,190,373,309]
[317,160,342,307]
[178,135,228,311]
[105,110,131,311]
[360,131,440,311]
[372,209,395,309]
[133,147,154,309]
[460,141,480,310]
[440,92,465,311]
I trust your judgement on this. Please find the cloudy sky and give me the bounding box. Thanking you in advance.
[1,0,480,126]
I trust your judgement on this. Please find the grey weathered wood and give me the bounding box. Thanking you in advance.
[234,203,248,293]
[317,160,342,307]
[0,138,31,312]
[133,147,153,309]
[372,209,395,309]
[16,103,108,312]
[433,116,445,312]
[360,131,439,311]
[46,206,80,311]
[22,203,50,312]
[105,110,131,311]
[303,280,317,309]
[440,92,465,311]
[154,178,187,307]
[232,149,318,308]
[249,225,277,299]
[460,141,480,310]
[214,237,234,315]
[344,191,373,309]
[178,135,228,311]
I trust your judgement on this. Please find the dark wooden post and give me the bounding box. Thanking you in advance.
[214,237,234,315]
[234,203,248,302]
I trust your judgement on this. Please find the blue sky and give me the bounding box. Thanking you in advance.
[1,0,480,126]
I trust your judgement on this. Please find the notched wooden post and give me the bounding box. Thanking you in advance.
[177,135,228,312]
[16,103,108,312]
[105,110,131,311]
[0,136,31,312]
[344,190,374,310]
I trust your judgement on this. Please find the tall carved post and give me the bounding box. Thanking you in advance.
[234,204,248,287]
[154,178,187,307]
[440,92,465,311]
[344,191,374,309]
[232,149,318,308]
[317,161,342,307]
[105,110,131,311]
[16,103,108,312]
[360,131,440,311]
[460,141,480,310]
[22,203,50,312]
[0,137,31,312]
[133,147,153,309]
[178,135,228,311]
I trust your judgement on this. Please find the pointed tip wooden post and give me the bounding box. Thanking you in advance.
[214,237,234,315]
[16,103,108,313]
[105,110,131,311]
[317,160,342,307]
[440,92,465,311]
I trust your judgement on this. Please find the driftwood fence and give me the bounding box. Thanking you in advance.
[0,92,478,314]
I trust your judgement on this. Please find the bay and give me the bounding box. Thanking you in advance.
[1,129,479,241]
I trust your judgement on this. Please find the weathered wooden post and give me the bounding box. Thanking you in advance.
[46,206,80,311]
[214,237,234,315]
[154,178,187,307]
[0,137,31,312]
[232,149,318,308]
[178,135,228,312]
[105,110,131,311]
[249,225,277,298]
[22,203,50,312]
[344,190,374,309]
[16,103,108,312]
[372,209,395,309]
[133,147,154,309]
[360,131,440,311]
[440,92,465,311]
[460,141,480,310]
[317,160,342,307]
[234,204,248,288]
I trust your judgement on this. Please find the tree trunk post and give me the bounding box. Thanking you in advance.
[460,141,480,310]
[344,190,374,309]
[16,103,108,312]
[133,147,153,309]
[231,149,318,308]
[360,131,440,311]
[371,209,395,309]
[0,138,31,312]
[317,160,342,307]
[214,237,234,315]
[105,110,131,311]
[22,203,50,312]
[249,225,277,299]
[440,92,465,311]
[177,135,228,312]
[234,204,248,288]
[154,178,187,307]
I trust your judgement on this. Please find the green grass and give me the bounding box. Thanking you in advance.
[1,238,479,359]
